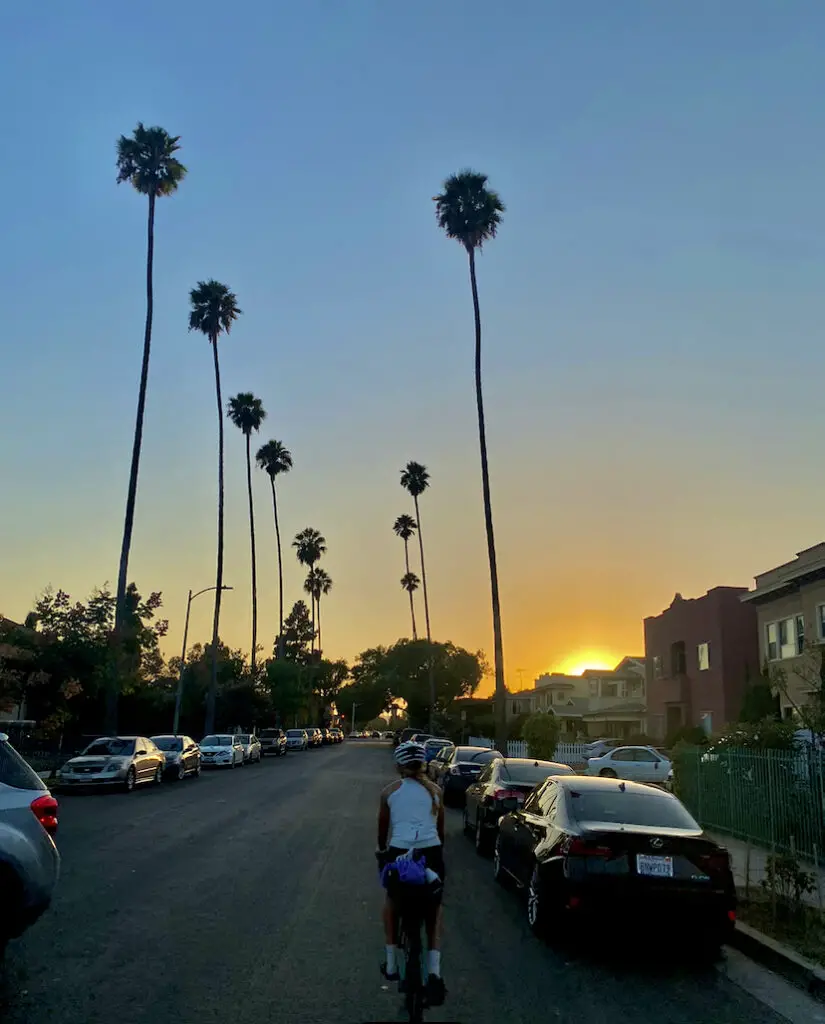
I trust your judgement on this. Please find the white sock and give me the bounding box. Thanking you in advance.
[428,950,441,977]
[385,945,398,973]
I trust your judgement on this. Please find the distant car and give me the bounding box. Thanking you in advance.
[199,734,244,768]
[582,739,623,760]
[330,728,344,743]
[235,733,262,764]
[410,733,433,744]
[423,738,452,763]
[463,757,575,854]
[305,728,323,748]
[586,745,672,785]
[259,728,287,757]
[348,730,361,739]
[56,736,165,792]
[286,729,309,751]
[431,746,504,807]
[320,728,334,745]
[0,733,60,957]
[150,735,201,781]
[427,743,455,781]
[494,775,735,953]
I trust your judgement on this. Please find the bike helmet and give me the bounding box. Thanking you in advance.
[394,741,426,767]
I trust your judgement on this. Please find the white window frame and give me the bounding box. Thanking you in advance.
[697,643,710,671]
[766,615,805,660]
[818,604,825,641]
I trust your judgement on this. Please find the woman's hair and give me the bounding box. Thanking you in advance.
[399,761,441,815]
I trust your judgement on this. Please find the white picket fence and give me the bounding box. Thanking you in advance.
[468,736,588,765]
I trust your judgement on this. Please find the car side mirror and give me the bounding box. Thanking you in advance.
[137,749,147,756]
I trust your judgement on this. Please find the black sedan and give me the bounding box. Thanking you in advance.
[431,745,504,807]
[151,735,201,780]
[463,757,575,855]
[494,775,736,953]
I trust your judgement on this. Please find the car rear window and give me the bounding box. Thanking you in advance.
[0,739,47,792]
[455,748,503,764]
[567,788,700,830]
[500,761,574,785]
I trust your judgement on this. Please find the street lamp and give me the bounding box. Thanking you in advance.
[173,585,233,735]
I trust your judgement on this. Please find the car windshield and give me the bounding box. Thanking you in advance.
[455,748,502,763]
[152,737,182,752]
[82,738,135,757]
[425,739,450,750]
[236,735,251,743]
[287,730,304,737]
[567,789,700,830]
[500,761,574,784]
[201,735,232,747]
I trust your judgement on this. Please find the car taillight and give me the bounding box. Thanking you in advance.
[564,837,612,858]
[698,850,730,874]
[31,794,59,836]
[492,788,521,802]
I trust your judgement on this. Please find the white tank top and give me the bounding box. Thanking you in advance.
[387,778,441,849]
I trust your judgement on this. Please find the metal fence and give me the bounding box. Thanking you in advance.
[469,736,588,765]
[674,746,825,864]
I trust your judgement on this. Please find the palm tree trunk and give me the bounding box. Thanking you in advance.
[107,189,156,734]
[468,246,506,755]
[413,495,435,733]
[245,432,258,674]
[269,478,285,660]
[317,596,322,657]
[205,334,225,734]
[309,569,316,654]
[404,538,417,640]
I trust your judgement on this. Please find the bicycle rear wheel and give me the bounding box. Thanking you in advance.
[399,914,425,1022]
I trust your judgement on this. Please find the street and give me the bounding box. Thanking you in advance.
[0,742,810,1024]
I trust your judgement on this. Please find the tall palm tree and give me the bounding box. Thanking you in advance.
[227,393,266,674]
[293,528,326,652]
[256,440,293,659]
[304,567,333,656]
[108,124,186,733]
[400,461,434,728]
[400,572,420,639]
[393,514,418,639]
[188,280,242,733]
[434,169,507,752]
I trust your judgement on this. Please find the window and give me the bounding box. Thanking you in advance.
[610,748,636,762]
[768,616,802,660]
[589,680,599,697]
[566,789,700,830]
[477,763,495,784]
[697,643,710,671]
[538,782,559,818]
[819,605,825,641]
[766,622,778,661]
[653,656,663,679]
[602,681,618,698]
[633,748,660,762]
[796,615,805,655]
[670,641,686,675]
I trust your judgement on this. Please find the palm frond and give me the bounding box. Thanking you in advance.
[116,123,187,197]
[227,392,266,434]
[393,514,417,540]
[293,527,327,566]
[188,280,242,340]
[256,439,293,477]
[401,572,420,593]
[400,461,430,498]
[433,169,504,252]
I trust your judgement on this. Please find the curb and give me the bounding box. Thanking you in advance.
[728,920,825,1000]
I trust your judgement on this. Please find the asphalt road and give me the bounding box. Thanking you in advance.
[0,742,812,1023]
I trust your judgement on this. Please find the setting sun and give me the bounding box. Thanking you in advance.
[551,651,618,676]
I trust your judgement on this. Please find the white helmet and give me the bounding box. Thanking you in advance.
[394,741,426,767]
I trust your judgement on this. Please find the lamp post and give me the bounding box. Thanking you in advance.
[352,702,359,735]
[173,585,233,734]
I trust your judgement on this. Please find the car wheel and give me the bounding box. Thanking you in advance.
[527,866,551,938]
[176,762,186,782]
[475,814,491,857]
[194,762,202,777]
[599,768,617,778]
[124,768,136,793]
[155,766,164,785]
[493,837,509,888]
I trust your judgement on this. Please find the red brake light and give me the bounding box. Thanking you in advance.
[698,850,730,874]
[31,794,58,836]
[492,788,521,801]
[565,837,612,858]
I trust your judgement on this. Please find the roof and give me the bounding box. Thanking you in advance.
[582,701,647,719]
[741,542,825,604]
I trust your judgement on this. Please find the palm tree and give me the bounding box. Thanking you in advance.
[108,124,186,733]
[227,393,266,675]
[393,514,419,639]
[304,568,333,656]
[400,572,420,639]
[293,528,326,651]
[434,169,507,752]
[400,461,434,728]
[188,280,242,733]
[256,440,293,659]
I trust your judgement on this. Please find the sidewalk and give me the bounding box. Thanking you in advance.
[708,830,825,910]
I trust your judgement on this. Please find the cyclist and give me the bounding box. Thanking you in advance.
[377,740,446,1006]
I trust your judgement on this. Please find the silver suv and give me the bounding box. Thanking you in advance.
[0,733,60,955]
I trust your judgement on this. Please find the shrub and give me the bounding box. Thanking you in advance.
[522,712,560,761]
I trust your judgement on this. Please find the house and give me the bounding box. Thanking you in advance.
[740,542,825,719]
[644,588,758,740]
[579,658,647,738]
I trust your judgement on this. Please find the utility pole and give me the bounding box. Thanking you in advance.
[173,585,233,734]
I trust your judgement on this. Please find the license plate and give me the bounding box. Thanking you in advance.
[636,854,673,878]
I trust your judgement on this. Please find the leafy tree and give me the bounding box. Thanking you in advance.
[739,662,781,723]
[434,169,507,754]
[274,600,315,664]
[393,514,418,639]
[522,712,561,760]
[227,392,267,673]
[263,659,310,727]
[292,528,326,651]
[256,439,293,659]
[110,123,186,734]
[189,279,242,733]
[400,462,434,728]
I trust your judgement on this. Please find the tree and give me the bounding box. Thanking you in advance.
[304,568,332,656]
[188,280,242,733]
[263,660,310,727]
[227,392,267,673]
[393,514,418,639]
[400,462,434,728]
[274,600,315,664]
[256,439,293,659]
[522,712,561,760]
[739,661,781,723]
[109,124,186,733]
[292,528,326,652]
[434,170,507,754]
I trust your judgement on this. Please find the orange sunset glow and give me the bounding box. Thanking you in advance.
[551,652,618,677]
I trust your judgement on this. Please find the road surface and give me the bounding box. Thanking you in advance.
[0,741,817,1023]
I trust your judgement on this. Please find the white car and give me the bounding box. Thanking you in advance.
[199,734,244,768]
[285,729,309,751]
[586,745,672,785]
[235,733,262,764]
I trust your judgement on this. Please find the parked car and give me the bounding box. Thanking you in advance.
[286,729,309,751]
[427,743,455,781]
[410,733,433,744]
[585,745,672,785]
[56,736,165,792]
[494,775,735,952]
[0,733,60,957]
[150,735,201,781]
[330,728,344,743]
[582,738,623,760]
[320,728,335,745]
[199,734,244,768]
[305,728,323,749]
[463,758,575,854]
[259,728,287,757]
[423,738,452,763]
[235,733,262,764]
[431,745,504,806]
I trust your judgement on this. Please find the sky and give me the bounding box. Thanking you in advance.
[2,1,825,697]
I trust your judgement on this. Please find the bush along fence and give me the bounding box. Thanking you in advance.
[469,736,588,766]
[674,745,825,866]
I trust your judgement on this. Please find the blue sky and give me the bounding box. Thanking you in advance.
[2,1,825,688]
